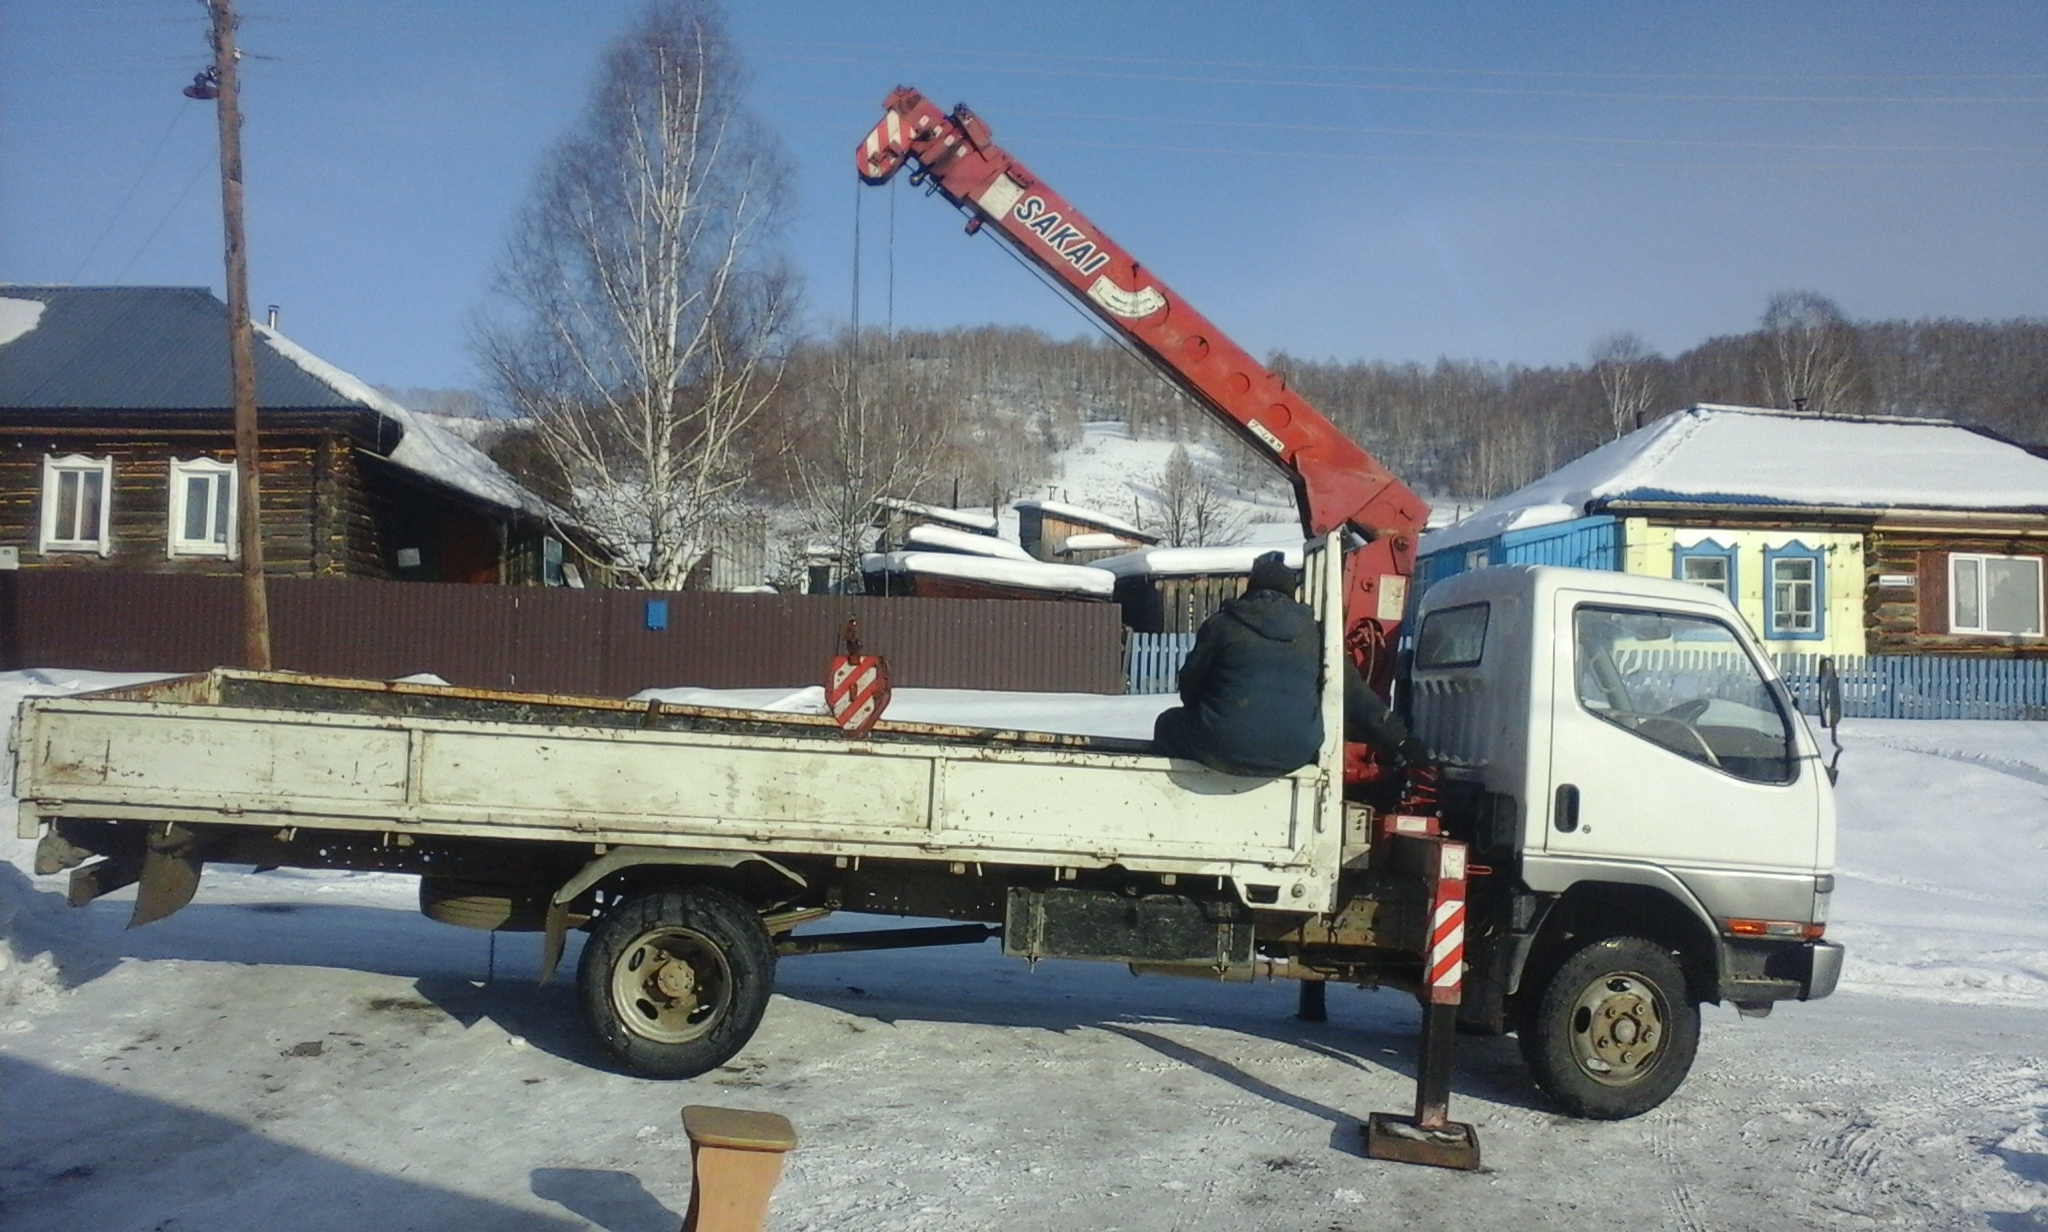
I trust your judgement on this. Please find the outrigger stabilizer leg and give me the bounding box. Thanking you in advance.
[1364,833,1481,1170]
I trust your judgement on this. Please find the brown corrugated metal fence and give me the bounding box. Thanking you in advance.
[0,573,1125,695]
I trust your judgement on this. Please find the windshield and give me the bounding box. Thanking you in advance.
[1574,606,1799,785]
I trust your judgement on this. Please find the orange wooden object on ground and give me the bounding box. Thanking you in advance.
[680,1105,799,1232]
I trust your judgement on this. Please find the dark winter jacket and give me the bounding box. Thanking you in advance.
[1153,587,1324,776]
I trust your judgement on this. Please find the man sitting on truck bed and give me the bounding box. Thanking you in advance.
[1154,551,1422,776]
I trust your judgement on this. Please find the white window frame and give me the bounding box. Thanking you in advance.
[1949,552,2043,637]
[166,456,238,559]
[39,454,114,556]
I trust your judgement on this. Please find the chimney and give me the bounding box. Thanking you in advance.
[265,304,279,330]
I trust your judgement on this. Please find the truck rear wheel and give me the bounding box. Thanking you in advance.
[1519,935,1699,1119]
[576,885,776,1078]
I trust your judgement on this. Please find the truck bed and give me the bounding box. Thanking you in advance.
[17,670,1345,911]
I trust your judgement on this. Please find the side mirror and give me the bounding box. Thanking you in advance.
[1815,657,1845,784]
[1816,657,1843,729]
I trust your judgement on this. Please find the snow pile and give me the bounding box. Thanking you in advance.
[861,550,1116,597]
[634,685,1172,740]
[0,670,174,1022]
[904,524,1034,561]
[1425,403,2048,553]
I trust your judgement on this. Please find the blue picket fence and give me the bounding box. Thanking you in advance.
[1124,633,2048,720]
[1773,653,2048,721]
[1123,632,1198,696]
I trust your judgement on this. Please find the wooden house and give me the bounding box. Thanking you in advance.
[0,286,598,585]
[1097,543,1306,634]
[1014,499,1157,562]
[1419,404,2048,657]
[870,497,1001,551]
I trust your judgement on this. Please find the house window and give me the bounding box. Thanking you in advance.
[167,457,236,557]
[1763,542,1825,640]
[40,455,114,556]
[543,536,565,586]
[1950,554,2043,636]
[1673,539,1737,601]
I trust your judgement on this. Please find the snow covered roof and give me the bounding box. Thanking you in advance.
[1013,499,1155,540]
[860,551,1115,597]
[1092,542,1305,578]
[1055,532,1132,553]
[0,285,564,524]
[1424,404,2048,554]
[905,524,1034,561]
[874,498,999,533]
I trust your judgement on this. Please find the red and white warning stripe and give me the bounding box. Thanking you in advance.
[1424,840,1468,1005]
[827,654,890,736]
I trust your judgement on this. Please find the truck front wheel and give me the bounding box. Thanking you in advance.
[576,885,777,1078]
[1519,935,1699,1119]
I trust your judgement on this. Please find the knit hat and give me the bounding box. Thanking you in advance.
[1248,551,1299,593]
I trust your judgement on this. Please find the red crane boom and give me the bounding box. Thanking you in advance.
[857,87,1429,683]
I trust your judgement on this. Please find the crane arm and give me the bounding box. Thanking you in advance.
[857,88,1428,660]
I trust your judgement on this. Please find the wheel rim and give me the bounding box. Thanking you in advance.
[1566,970,1667,1086]
[608,925,733,1045]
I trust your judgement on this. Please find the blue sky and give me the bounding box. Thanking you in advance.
[4,1,2044,393]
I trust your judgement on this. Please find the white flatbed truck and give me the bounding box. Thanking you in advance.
[17,551,1841,1168]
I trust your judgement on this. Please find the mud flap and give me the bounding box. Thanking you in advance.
[129,823,207,928]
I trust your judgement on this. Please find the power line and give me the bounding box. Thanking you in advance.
[748,36,2048,86]
[111,153,211,282]
[71,104,191,281]
[782,94,2045,157]
[755,51,2048,106]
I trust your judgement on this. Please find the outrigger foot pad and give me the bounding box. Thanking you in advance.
[1363,1112,1481,1171]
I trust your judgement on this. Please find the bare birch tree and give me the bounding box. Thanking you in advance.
[1144,444,1247,547]
[479,0,794,588]
[1759,290,1862,416]
[781,336,954,592]
[1590,331,1660,438]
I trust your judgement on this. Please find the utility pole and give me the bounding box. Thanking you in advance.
[189,0,271,668]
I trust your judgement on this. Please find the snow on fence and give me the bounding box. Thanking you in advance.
[1122,633,2048,719]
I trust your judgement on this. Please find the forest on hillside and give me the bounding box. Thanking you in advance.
[457,297,2048,568]
[756,295,2048,508]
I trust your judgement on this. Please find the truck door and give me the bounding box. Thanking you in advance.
[1542,591,1820,900]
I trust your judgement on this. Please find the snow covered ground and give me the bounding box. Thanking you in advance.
[2,672,2044,1231]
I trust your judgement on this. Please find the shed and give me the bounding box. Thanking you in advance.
[1420,404,2048,656]
[1014,499,1157,562]
[1095,542,1306,634]
[871,498,1000,551]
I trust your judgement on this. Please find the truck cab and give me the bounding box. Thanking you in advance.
[1406,565,1842,1114]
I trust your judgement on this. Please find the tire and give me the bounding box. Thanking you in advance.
[1519,935,1699,1119]
[418,877,549,932]
[576,885,776,1078]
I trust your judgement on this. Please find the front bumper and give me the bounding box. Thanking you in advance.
[1718,937,1844,1003]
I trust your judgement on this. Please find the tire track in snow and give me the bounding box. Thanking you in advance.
[1648,1107,1708,1232]
[1855,735,2048,790]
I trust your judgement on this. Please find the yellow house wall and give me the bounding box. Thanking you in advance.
[1619,517,1866,656]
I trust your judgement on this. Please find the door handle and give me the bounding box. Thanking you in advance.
[1554,783,1580,833]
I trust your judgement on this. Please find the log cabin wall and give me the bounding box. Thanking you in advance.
[1872,524,2048,657]
[0,425,335,576]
